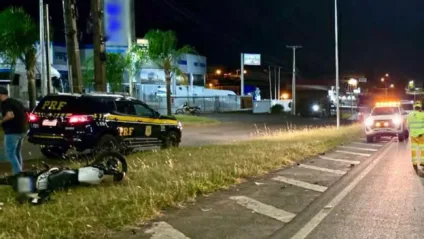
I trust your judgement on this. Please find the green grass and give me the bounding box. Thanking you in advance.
[175,115,221,126]
[0,124,362,239]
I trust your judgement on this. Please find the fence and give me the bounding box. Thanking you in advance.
[144,95,243,114]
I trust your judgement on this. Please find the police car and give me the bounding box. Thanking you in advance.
[364,101,409,143]
[27,93,183,158]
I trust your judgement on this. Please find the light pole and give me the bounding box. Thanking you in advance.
[287,45,302,115]
[334,0,340,129]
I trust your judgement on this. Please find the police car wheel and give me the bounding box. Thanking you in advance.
[95,134,120,152]
[162,131,180,149]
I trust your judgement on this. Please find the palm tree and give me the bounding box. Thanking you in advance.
[0,7,38,109]
[144,30,195,115]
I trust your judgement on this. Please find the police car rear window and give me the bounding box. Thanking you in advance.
[34,96,112,113]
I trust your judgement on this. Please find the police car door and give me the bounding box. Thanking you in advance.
[132,101,161,146]
[113,100,138,140]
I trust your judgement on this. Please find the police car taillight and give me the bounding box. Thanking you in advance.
[28,113,38,122]
[68,115,93,124]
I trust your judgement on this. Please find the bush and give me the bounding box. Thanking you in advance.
[270,104,284,114]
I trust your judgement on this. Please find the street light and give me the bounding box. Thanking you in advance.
[347,78,357,116]
[390,84,394,88]
[381,77,385,82]
[386,73,389,77]
[215,69,222,75]
[281,93,289,100]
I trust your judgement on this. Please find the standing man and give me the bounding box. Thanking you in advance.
[0,87,26,174]
[407,101,424,175]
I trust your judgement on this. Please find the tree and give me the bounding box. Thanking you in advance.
[82,50,145,93]
[144,30,195,115]
[126,44,148,96]
[0,7,38,109]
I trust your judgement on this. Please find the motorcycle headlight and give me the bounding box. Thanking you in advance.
[392,117,402,125]
[312,105,319,112]
[365,117,373,127]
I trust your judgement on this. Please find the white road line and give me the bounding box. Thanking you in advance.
[318,156,361,165]
[290,141,393,239]
[335,150,371,157]
[298,164,346,175]
[145,221,190,239]
[339,146,378,152]
[272,176,328,192]
[352,142,383,147]
[230,196,296,223]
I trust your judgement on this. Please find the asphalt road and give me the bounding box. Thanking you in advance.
[110,135,407,239]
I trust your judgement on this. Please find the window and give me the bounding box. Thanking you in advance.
[115,101,135,115]
[401,103,413,111]
[371,107,400,116]
[133,103,154,117]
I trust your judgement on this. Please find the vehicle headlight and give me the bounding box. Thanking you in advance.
[177,121,183,129]
[365,117,373,127]
[312,104,319,112]
[392,117,402,125]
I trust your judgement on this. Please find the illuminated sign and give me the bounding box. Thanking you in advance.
[104,0,130,47]
[243,53,261,66]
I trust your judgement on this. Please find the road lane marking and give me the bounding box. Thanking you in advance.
[290,141,393,239]
[145,221,190,239]
[272,176,327,192]
[318,156,360,165]
[335,150,371,157]
[339,146,378,152]
[230,196,296,223]
[352,142,383,147]
[298,164,346,175]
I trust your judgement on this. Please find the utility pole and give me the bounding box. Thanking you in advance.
[44,4,52,94]
[278,67,281,100]
[274,67,277,100]
[91,0,107,92]
[62,0,83,93]
[39,0,47,96]
[240,53,245,96]
[287,45,302,115]
[334,0,340,129]
[268,66,272,100]
[127,0,135,96]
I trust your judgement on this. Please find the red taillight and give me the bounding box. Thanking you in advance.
[28,113,38,122]
[68,115,93,124]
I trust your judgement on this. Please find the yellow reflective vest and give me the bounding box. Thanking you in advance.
[407,111,424,137]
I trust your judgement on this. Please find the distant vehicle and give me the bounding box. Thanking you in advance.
[364,101,409,143]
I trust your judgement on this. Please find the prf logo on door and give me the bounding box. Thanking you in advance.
[118,127,134,137]
[41,101,67,111]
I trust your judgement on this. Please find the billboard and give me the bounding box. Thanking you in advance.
[104,0,131,47]
[243,53,261,66]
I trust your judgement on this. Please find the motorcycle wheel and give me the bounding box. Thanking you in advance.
[194,109,201,116]
[92,150,128,182]
[175,109,184,114]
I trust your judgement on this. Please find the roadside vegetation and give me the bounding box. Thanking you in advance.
[0,124,361,239]
[175,115,221,126]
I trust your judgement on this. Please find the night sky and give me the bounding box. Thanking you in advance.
[1,0,424,84]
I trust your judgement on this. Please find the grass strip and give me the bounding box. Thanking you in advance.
[175,115,221,126]
[0,124,361,239]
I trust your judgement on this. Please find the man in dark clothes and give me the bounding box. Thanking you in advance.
[0,87,26,174]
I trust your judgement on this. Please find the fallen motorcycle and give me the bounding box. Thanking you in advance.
[175,104,201,116]
[0,150,127,205]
